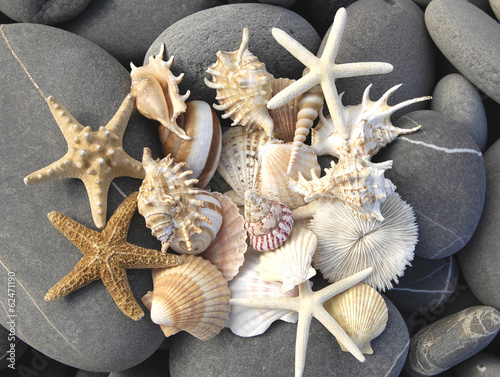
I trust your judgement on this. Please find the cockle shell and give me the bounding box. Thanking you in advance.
[141,254,231,341]
[311,84,430,159]
[268,77,301,142]
[130,45,191,140]
[137,148,211,253]
[159,100,222,188]
[258,227,317,292]
[323,283,388,354]
[244,191,294,252]
[205,28,275,136]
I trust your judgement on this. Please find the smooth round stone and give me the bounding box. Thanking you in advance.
[404,306,500,377]
[385,256,459,314]
[59,0,218,66]
[109,350,168,377]
[413,0,492,11]
[455,351,500,377]
[0,23,165,371]
[374,110,485,259]
[425,0,500,104]
[146,3,320,104]
[170,294,408,377]
[0,0,90,24]
[302,0,358,34]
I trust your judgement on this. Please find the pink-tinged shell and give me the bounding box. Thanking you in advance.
[159,100,222,188]
[130,45,191,140]
[200,192,247,281]
[141,254,231,341]
[244,191,294,252]
[268,77,301,142]
[227,248,299,337]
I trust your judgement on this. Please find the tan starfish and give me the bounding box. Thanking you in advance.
[231,267,373,377]
[266,7,393,139]
[24,93,145,229]
[44,191,183,321]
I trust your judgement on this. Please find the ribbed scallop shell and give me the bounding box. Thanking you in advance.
[323,283,388,354]
[258,227,317,292]
[244,191,294,252]
[205,28,275,136]
[268,77,300,142]
[159,100,222,188]
[141,254,231,341]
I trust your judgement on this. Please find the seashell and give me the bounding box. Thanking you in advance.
[227,248,299,337]
[141,254,231,341]
[200,192,247,281]
[311,84,430,159]
[244,191,294,252]
[309,193,418,291]
[205,28,275,136]
[258,227,317,292]
[130,45,191,140]
[159,100,222,188]
[268,77,301,142]
[290,153,396,220]
[137,148,211,253]
[323,283,388,354]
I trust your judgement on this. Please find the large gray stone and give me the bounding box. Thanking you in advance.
[455,351,500,377]
[0,0,91,24]
[109,350,168,377]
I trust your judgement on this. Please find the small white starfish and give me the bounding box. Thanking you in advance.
[267,7,393,139]
[231,267,373,377]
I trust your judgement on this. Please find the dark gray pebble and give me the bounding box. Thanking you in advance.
[0,0,91,24]
[455,351,500,377]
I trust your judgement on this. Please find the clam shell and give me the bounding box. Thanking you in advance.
[323,283,388,354]
[268,77,300,143]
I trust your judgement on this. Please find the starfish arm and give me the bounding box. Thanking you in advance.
[316,267,373,303]
[104,93,135,137]
[267,72,320,110]
[111,150,145,180]
[294,311,314,377]
[334,62,394,78]
[46,96,85,139]
[24,153,79,185]
[113,244,183,269]
[271,28,319,69]
[102,191,138,240]
[230,296,300,312]
[81,175,113,230]
[320,7,347,66]
[322,80,348,139]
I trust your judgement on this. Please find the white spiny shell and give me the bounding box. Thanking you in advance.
[258,227,317,292]
[309,194,418,291]
[227,248,299,337]
[323,283,388,354]
[141,255,231,341]
[205,28,275,136]
[268,77,300,142]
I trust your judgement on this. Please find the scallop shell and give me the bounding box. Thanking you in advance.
[244,191,294,252]
[200,192,247,281]
[137,148,211,253]
[159,100,222,188]
[323,283,388,354]
[205,28,275,136]
[141,254,231,341]
[268,77,300,142]
[130,45,191,140]
[258,227,317,292]
[227,248,299,337]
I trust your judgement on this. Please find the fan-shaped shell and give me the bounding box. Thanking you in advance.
[258,227,317,292]
[323,283,388,354]
[141,254,231,341]
[268,77,300,142]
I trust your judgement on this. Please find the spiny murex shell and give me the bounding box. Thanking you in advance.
[205,28,275,136]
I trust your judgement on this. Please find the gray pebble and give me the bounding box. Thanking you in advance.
[0,0,90,24]
[302,0,358,35]
[455,351,500,377]
[109,350,168,377]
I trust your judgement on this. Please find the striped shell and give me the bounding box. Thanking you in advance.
[268,77,300,142]
[141,254,231,341]
[323,283,388,354]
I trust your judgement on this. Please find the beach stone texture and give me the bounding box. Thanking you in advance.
[374,110,486,259]
[109,350,168,377]
[146,3,320,106]
[455,351,500,377]
[0,0,91,24]
[302,0,358,34]
[404,306,500,377]
[0,23,166,371]
[425,0,500,104]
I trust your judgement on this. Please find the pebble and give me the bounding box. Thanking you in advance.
[301,0,358,34]
[404,306,500,377]
[0,0,91,24]
[455,351,500,377]
[0,22,165,371]
[109,350,168,377]
[425,0,500,104]
[374,110,486,259]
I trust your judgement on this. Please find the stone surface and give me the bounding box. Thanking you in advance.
[374,110,486,259]
[0,0,91,24]
[303,0,358,34]
[258,0,295,6]
[425,0,500,104]
[0,22,166,371]
[76,372,109,377]
[109,350,168,376]
[146,3,320,105]
[455,351,500,377]
[404,306,500,377]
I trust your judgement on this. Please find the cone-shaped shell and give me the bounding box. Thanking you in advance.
[142,254,231,341]
[323,283,388,354]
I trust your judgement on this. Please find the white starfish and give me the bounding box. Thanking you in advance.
[231,267,373,377]
[267,7,393,139]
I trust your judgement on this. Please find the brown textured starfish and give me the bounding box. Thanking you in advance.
[24,93,145,229]
[44,191,183,320]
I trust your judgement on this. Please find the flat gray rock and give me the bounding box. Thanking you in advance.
[374,110,485,259]
[425,0,500,104]
[109,350,168,377]
[0,23,166,371]
[0,0,90,24]
[455,351,500,377]
[404,306,500,377]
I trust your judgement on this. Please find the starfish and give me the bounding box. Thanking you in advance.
[231,267,373,377]
[266,7,393,139]
[44,191,183,321]
[24,93,145,229]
